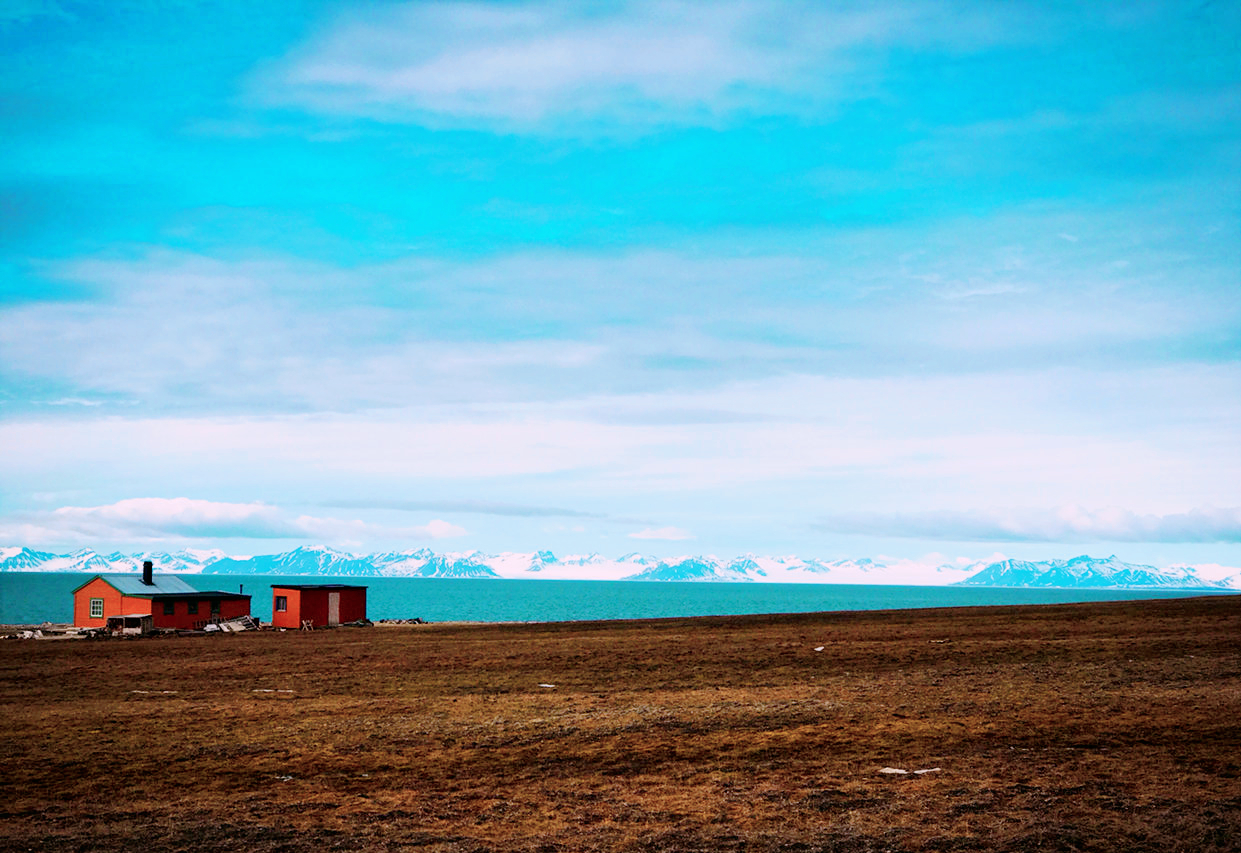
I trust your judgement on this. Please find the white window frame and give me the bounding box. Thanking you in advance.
[275,595,288,612]
[89,598,104,618]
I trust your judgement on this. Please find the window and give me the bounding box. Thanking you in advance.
[274,595,288,612]
[210,600,220,616]
[89,598,104,618]
[187,601,198,615]
[163,601,175,615]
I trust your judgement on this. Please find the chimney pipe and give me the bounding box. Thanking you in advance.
[142,560,153,586]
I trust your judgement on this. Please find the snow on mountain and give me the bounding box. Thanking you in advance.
[625,556,755,582]
[503,550,561,573]
[957,555,1228,589]
[0,547,58,571]
[97,549,232,574]
[474,551,637,580]
[726,556,767,578]
[206,545,376,577]
[400,554,500,578]
[368,548,436,576]
[45,548,119,574]
[2,546,1235,588]
[177,548,229,565]
[1167,563,1241,591]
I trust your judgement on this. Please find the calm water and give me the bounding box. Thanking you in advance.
[0,572,1230,625]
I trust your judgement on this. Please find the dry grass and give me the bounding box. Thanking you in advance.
[2,596,1240,852]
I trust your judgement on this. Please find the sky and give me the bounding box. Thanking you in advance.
[1,0,1238,566]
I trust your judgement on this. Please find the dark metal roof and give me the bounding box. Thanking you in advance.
[149,591,251,601]
[72,573,197,595]
[270,583,368,590]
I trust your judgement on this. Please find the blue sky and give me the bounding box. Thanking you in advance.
[1,0,1238,565]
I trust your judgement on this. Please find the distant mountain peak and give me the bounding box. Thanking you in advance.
[1,547,1234,590]
[958,554,1225,590]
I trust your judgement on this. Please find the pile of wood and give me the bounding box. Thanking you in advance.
[203,615,259,633]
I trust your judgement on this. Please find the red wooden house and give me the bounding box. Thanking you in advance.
[270,583,367,629]
[73,561,251,630]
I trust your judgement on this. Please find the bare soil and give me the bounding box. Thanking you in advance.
[2,596,1239,852]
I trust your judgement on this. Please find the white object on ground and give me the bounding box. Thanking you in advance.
[813,646,824,652]
[879,767,908,774]
[914,768,942,774]
[537,683,556,688]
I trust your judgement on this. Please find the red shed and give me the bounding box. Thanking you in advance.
[72,561,251,630]
[270,584,367,629]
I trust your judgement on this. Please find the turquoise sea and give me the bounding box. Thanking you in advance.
[0,572,1230,626]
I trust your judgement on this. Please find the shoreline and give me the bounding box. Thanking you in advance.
[3,569,1232,628]
[7,593,1231,640]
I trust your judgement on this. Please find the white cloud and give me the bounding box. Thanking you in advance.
[2,361,1239,515]
[0,497,466,547]
[0,0,72,26]
[420,519,469,539]
[7,223,1234,419]
[49,497,301,539]
[815,506,1241,544]
[629,526,694,541]
[263,0,1018,128]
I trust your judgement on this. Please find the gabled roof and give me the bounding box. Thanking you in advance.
[270,583,367,590]
[72,573,198,596]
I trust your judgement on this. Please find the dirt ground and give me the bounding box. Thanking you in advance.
[1,595,1239,852]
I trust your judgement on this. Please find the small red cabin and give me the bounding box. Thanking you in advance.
[72,562,251,630]
[270,584,367,629]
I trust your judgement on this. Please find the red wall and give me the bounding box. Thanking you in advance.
[73,579,154,627]
[270,587,303,629]
[334,587,367,624]
[271,587,366,628]
[72,580,251,630]
[150,597,251,630]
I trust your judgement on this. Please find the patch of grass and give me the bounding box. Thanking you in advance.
[1,597,1239,851]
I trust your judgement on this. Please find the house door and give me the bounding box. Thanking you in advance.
[328,592,340,626]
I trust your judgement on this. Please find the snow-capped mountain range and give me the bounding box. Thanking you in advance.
[1,545,1238,590]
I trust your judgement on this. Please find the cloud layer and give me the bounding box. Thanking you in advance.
[629,526,694,541]
[2,1,1238,562]
[325,498,609,519]
[0,498,467,547]
[269,1,887,126]
[816,506,1241,544]
[5,204,1235,418]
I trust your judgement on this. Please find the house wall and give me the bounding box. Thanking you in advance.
[73,579,146,627]
[270,587,303,629]
[334,588,367,624]
[298,590,329,627]
[149,597,251,630]
[271,587,366,628]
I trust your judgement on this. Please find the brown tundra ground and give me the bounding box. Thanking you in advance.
[2,596,1240,853]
